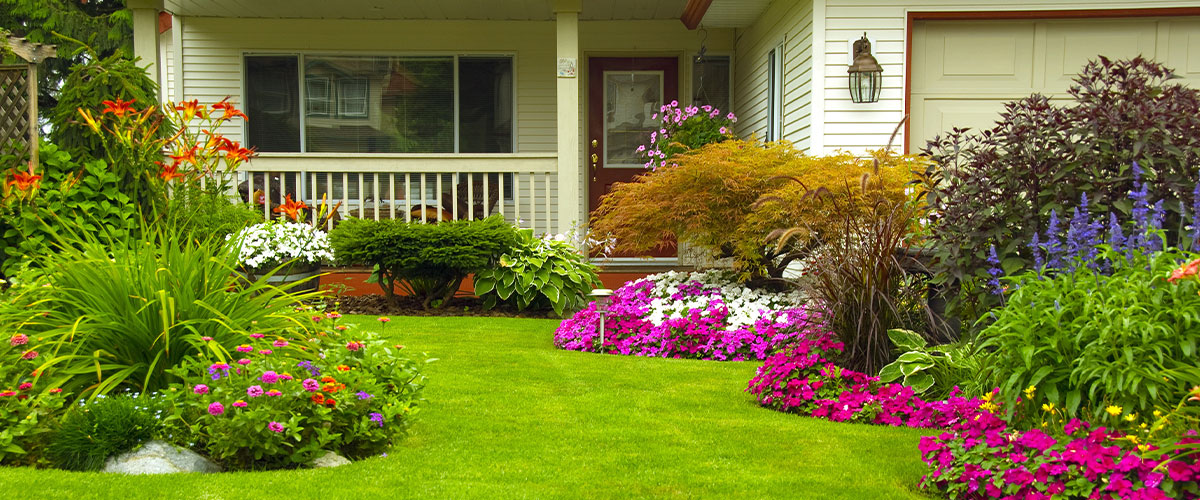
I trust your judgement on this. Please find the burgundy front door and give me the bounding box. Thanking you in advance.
[587,57,678,257]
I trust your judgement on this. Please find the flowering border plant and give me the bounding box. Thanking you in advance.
[555,271,809,360]
[162,312,425,469]
[0,332,66,465]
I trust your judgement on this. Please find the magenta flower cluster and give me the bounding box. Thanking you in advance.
[920,419,1200,499]
[554,273,812,361]
[635,100,736,170]
[746,327,996,428]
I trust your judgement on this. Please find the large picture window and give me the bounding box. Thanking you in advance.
[244,54,514,154]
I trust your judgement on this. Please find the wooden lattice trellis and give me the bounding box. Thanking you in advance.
[0,35,55,168]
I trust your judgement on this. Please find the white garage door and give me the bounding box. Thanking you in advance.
[909,17,1200,152]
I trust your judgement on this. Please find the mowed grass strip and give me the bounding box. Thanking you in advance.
[0,316,932,499]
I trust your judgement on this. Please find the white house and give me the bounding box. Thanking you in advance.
[126,0,1200,259]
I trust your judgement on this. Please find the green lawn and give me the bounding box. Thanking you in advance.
[0,316,933,499]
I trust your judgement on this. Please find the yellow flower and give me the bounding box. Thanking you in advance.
[1140,423,1148,429]
[1153,410,1163,417]
[1106,405,1123,417]
[1125,434,1140,444]
[1138,444,1150,453]
[1042,403,1055,413]
[1124,413,1138,422]
[1024,385,1036,399]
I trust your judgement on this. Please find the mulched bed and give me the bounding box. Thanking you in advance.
[320,294,562,319]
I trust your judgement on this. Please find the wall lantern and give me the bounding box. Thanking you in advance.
[848,32,883,104]
[590,288,614,346]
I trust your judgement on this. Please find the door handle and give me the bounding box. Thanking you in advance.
[590,153,598,165]
[591,139,598,148]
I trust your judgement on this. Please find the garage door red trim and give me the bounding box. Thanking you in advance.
[903,7,1200,154]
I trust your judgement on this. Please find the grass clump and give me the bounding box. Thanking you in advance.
[47,394,163,471]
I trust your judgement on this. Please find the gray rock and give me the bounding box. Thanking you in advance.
[310,451,351,468]
[102,440,221,475]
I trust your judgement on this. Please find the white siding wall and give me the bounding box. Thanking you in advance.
[733,0,815,150]
[821,0,1200,155]
[178,18,557,152]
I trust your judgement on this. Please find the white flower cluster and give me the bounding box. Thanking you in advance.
[636,270,804,330]
[228,221,334,270]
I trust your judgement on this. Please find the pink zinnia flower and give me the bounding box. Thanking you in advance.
[48,388,62,394]
[378,317,391,323]
[193,384,209,395]
[18,382,32,391]
[258,349,273,355]
[326,312,342,319]
[201,336,213,342]
[311,316,322,322]
[273,339,288,348]
[0,391,16,397]
[233,400,247,408]
[346,341,364,351]
[268,421,284,433]
[266,390,282,397]
[208,402,225,415]
[10,334,28,346]
[250,333,265,339]
[20,350,37,360]
[260,371,279,384]
[302,378,320,392]
[236,344,253,352]
[334,325,348,331]
[237,359,252,365]
[247,385,264,397]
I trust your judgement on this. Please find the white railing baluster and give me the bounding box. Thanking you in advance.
[467,173,474,221]
[436,173,443,222]
[452,174,459,221]
[372,173,380,221]
[388,174,396,220]
[420,174,427,223]
[262,172,271,219]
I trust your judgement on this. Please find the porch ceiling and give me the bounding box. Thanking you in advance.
[162,0,689,21]
[698,0,771,29]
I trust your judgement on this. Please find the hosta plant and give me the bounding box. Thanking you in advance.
[474,229,601,316]
[162,314,426,469]
[877,329,987,399]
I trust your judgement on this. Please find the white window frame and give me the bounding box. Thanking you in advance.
[305,76,331,117]
[337,78,369,118]
[242,51,518,154]
[766,44,784,142]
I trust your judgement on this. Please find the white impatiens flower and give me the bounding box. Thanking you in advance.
[633,270,804,330]
[227,221,334,270]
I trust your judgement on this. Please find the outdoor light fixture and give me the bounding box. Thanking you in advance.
[590,288,614,346]
[847,32,883,104]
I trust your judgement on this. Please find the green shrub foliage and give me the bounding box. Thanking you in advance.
[0,225,321,398]
[329,216,519,309]
[0,142,136,277]
[474,229,601,317]
[165,186,264,241]
[977,247,1200,426]
[47,394,163,471]
[920,57,1200,317]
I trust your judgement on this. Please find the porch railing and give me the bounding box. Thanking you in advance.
[230,154,559,233]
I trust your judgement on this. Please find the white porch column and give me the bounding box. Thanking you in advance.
[127,0,162,88]
[554,0,582,234]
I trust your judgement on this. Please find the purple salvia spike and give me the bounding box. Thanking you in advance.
[986,245,1003,295]
[1191,177,1200,251]
[1045,209,1063,270]
[1029,232,1043,270]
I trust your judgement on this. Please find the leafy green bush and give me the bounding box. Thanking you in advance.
[165,186,263,241]
[0,225,320,399]
[0,142,136,277]
[47,394,163,471]
[162,316,425,469]
[877,329,987,399]
[977,246,1200,425]
[329,216,519,309]
[920,57,1200,317]
[474,229,601,316]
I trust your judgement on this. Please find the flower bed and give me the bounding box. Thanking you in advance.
[554,271,812,361]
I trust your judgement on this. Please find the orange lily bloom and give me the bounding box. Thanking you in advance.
[6,165,42,192]
[101,98,136,117]
[212,97,249,121]
[1167,258,1200,283]
[273,194,309,221]
[157,161,185,182]
[175,99,206,121]
[225,146,255,163]
[169,145,201,166]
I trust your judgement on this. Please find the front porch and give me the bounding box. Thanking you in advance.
[128,0,764,243]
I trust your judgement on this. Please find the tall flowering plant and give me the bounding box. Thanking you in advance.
[162,312,425,469]
[635,101,736,170]
[0,332,66,466]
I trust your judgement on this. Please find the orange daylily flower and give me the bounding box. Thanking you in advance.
[273,194,309,221]
[175,99,206,121]
[6,165,42,191]
[212,97,248,121]
[157,161,185,182]
[224,146,255,163]
[1167,258,1200,283]
[169,145,201,166]
[101,98,136,117]
[1189,386,1200,403]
